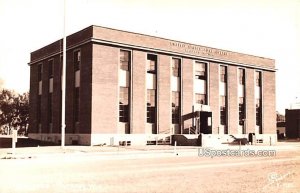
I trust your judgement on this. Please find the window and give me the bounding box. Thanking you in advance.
[220,96,227,125]
[120,50,131,71]
[172,58,181,77]
[119,50,131,123]
[119,87,129,122]
[220,66,227,83]
[195,62,206,80]
[74,50,81,71]
[48,93,52,124]
[239,97,245,126]
[172,91,180,124]
[74,87,80,122]
[256,99,261,127]
[38,64,43,81]
[195,94,206,105]
[147,89,156,123]
[147,89,156,107]
[255,71,261,86]
[146,55,157,123]
[48,60,53,78]
[239,69,245,85]
[147,54,157,74]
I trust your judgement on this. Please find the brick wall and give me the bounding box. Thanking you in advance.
[41,58,50,133]
[227,65,238,134]
[65,50,75,133]
[131,50,146,134]
[92,26,275,69]
[79,44,92,134]
[263,71,276,134]
[91,44,119,134]
[52,55,62,133]
[157,54,171,134]
[181,58,194,132]
[28,64,38,133]
[245,68,255,133]
[209,62,220,134]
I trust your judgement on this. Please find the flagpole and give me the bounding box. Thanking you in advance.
[61,0,66,148]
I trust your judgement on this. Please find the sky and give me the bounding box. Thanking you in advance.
[0,0,299,114]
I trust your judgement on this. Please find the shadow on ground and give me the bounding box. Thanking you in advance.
[0,138,56,148]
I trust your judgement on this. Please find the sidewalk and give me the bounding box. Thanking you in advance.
[1,141,299,160]
[0,145,194,159]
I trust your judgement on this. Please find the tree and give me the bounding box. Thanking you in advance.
[0,89,29,135]
[276,111,285,122]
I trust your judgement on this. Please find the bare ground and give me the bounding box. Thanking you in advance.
[0,143,299,193]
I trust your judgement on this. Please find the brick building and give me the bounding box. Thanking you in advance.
[285,100,300,138]
[28,25,276,145]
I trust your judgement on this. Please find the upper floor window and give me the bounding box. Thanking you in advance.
[120,50,131,71]
[38,63,43,81]
[255,71,261,87]
[220,66,227,83]
[195,93,206,105]
[172,58,181,77]
[238,68,245,85]
[48,60,53,78]
[239,97,245,125]
[172,91,180,124]
[147,54,157,74]
[195,62,206,80]
[74,50,81,71]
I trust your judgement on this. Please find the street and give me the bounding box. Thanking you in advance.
[0,143,300,193]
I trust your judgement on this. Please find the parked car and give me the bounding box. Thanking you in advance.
[228,135,248,145]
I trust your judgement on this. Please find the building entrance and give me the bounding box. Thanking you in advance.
[199,111,212,134]
[195,111,212,134]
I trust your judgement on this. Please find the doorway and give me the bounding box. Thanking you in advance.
[199,111,212,134]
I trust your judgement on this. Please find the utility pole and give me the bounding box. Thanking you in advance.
[61,0,67,148]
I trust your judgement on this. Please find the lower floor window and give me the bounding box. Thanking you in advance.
[147,89,156,123]
[220,96,226,126]
[256,99,261,126]
[172,91,180,124]
[119,104,129,122]
[172,106,180,124]
[147,106,156,123]
[220,106,227,125]
[119,87,129,122]
[239,97,245,126]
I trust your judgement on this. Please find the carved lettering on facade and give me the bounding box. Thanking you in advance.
[169,41,229,57]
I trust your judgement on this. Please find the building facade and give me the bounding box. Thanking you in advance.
[28,25,276,145]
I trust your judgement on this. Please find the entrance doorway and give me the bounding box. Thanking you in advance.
[194,111,212,134]
[199,111,212,134]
